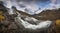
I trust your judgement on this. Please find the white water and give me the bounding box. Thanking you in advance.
[8,8,14,14]
[16,12,52,30]
[0,0,56,30]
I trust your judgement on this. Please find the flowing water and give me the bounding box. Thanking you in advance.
[0,0,59,30]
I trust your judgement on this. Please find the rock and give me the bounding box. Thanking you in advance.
[8,22,17,30]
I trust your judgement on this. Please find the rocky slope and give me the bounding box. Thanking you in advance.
[0,1,60,33]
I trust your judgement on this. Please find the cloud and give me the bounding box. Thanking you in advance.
[17,0,49,2]
[2,0,60,15]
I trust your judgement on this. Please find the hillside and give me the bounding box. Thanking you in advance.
[0,1,60,33]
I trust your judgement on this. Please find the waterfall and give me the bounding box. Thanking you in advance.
[0,0,53,30]
[16,12,52,30]
[7,8,14,14]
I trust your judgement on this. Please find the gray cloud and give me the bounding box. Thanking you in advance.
[16,0,50,2]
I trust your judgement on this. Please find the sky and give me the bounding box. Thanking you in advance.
[2,0,60,15]
[0,0,60,29]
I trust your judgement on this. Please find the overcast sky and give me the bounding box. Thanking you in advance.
[2,0,60,15]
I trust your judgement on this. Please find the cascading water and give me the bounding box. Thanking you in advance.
[15,12,52,30]
[7,8,14,14]
[1,0,59,30]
